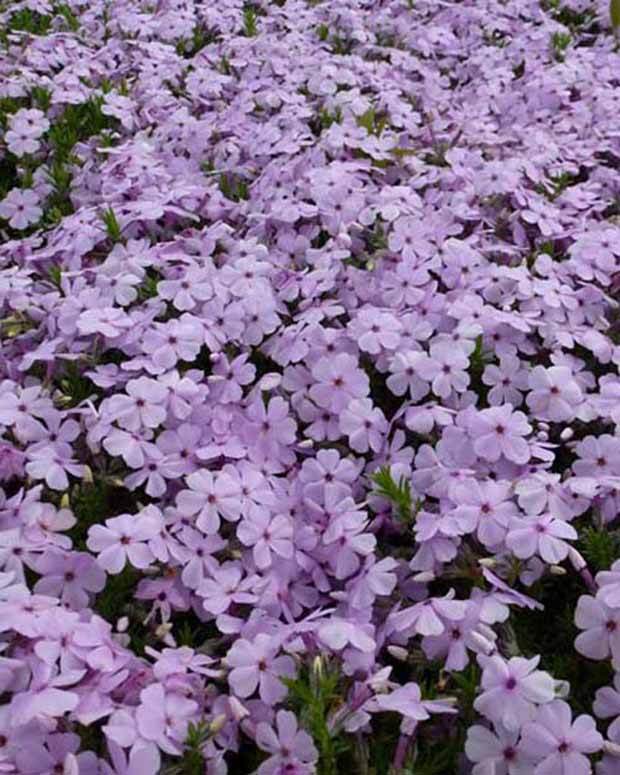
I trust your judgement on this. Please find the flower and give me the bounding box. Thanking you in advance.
[526,366,583,422]
[0,189,42,230]
[471,405,532,465]
[226,634,296,705]
[474,655,555,731]
[521,700,602,774]
[87,510,162,574]
[135,683,198,755]
[255,710,318,775]
[465,723,534,775]
[506,515,577,564]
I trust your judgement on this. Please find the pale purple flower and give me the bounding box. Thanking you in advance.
[574,595,620,667]
[521,700,602,774]
[226,633,296,705]
[474,655,555,731]
[33,550,105,609]
[339,398,388,453]
[417,342,470,398]
[0,189,42,230]
[198,562,258,615]
[87,510,162,574]
[105,377,168,432]
[255,710,318,775]
[466,724,534,775]
[135,683,198,755]
[471,405,532,464]
[309,353,370,412]
[237,510,293,569]
[526,366,583,422]
[386,350,431,400]
[483,355,529,407]
[506,515,577,564]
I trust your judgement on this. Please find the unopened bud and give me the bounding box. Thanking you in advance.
[412,571,435,583]
[537,422,550,432]
[60,493,71,509]
[210,352,221,362]
[209,714,227,735]
[229,696,250,721]
[549,565,567,576]
[478,558,497,569]
[116,616,129,633]
[82,465,94,485]
[603,741,620,757]
[298,439,314,448]
[560,428,574,441]
[537,431,549,442]
[312,655,325,681]
[469,630,496,655]
[387,645,409,662]
[567,546,587,572]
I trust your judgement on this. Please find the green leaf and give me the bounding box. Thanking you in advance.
[611,0,620,30]
[371,466,419,524]
[101,207,123,243]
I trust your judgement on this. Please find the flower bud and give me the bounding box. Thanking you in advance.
[209,714,228,735]
[560,427,574,441]
[549,565,567,576]
[387,645,409,662]
[229,696,250,721]
[412,571,435,583]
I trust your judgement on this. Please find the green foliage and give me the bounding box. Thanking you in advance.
[242,4,259,36]
[101,207,123,244]
[163,720,211,775]
[579,525,620,573]
[56,3,79,31]
[357,106,389,138]
[7,8,53,35]
[175,24,220,56]
[611,0,620,35]
[371,466,419,525]
[283,661,349,775]
[551,31,571,61]
[57,361,98,407]
[219,173,249,201]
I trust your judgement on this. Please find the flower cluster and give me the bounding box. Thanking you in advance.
[1,0,620,772]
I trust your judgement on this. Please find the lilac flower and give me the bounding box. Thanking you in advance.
[483,355,529,407]
[237,510,294,569]
[574,595,620,667]
[415,342,470,398]
[198,562,259,615]
[135,683,198,755]
[471,405,532,464]
[386,350,431,400]
[175,469,240,534]
[526,366,583,422]
[466,724,534,775]
[255,710,318,775]
[521,700,602,774]
[474,655,555,731]
[339,398,388,453]
[87,510,162,574]
[0,189,42,230]
[33,550,105,609]
[105,378,168,432]
[226,633,296,705]
[450,478,517,547]
[506,515,577,564]
[309,353,370,412]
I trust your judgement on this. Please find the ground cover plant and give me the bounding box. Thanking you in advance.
[1,0,620,772]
